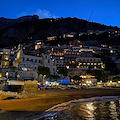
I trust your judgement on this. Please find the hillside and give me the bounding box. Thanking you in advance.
[0,15,119,48]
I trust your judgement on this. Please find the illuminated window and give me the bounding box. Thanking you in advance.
[94,66,97,69]
[66,66,69,69]
[72,61,75,64]
[0,73,1,77]
[5,57,8,60]
[94,63,97,65]
[87,63,90,65]
[83,63,86,65]
[60,57,63,59]
[91,63,93,65]
[4,62,7,66]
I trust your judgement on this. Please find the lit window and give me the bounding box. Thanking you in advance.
[94,66,97,69]
[5,57,8,60]
[87,63,90,65]
[98,63,101,65]
[79,63,82,65]
[66,66,69,69]
[60,57,63,59]
[91,63,93,65]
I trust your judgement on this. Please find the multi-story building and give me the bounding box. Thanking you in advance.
[1,49,10,68]
[13,45,56,75]
[76,57,103,70]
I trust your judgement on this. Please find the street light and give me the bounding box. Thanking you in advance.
[110,81,112,83]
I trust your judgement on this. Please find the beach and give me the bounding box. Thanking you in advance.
[0,87,120,120]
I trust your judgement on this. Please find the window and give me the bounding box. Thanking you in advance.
[35,59,37,63]
[98,63,101,65]
[31,59,33,62]
[87,63,90,65]
[23,57,24,61]
[27,58,29,61]
[5,56,9,60]
[48,59,50,63]
[39,60,41,63]
[46,56,47,59]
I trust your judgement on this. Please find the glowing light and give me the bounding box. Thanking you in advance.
[46,81,48,85]
[66,66,69,69]
[0,73,2,77]
[110,50,114,53]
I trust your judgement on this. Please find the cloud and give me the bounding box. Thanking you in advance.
[17,9,58,19]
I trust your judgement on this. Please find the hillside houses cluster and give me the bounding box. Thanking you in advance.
[0,38,119,83]
[47,29,120,41]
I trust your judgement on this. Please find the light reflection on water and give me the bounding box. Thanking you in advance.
[55,100,120,120]
[85,102,96,120]
[109,101,119,120]
[36,98,120,120]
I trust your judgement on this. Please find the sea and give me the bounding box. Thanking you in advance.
[33,96,120,120]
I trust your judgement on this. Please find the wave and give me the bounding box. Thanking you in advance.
[33,96,120,120]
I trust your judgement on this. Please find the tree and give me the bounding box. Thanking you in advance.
[112,77,120,82]
[38,66,50,77]
[58,68,68,76]
[87,70,107,82]
[71,75,82,84]
[49,75,60,80]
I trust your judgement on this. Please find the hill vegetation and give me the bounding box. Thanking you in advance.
[0,15,119,48]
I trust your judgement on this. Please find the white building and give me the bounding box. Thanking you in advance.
[13,45,56,75]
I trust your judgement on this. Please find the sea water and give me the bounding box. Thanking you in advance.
[34,96,120,120]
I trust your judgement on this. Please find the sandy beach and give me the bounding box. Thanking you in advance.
[0,87,120,120]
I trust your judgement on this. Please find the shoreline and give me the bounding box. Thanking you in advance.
[0,87,120,120]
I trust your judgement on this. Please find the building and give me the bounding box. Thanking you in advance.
[80,74,97,86]
[13,44,56,75]
[76,57,103,70]
[1,49,10,68]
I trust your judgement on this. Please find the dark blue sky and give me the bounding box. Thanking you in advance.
[1,0,120,27]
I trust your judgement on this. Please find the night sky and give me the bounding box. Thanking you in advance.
[1,0,120,27]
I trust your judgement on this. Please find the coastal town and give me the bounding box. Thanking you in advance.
[0,28,120,119]
[1,0,120,120]
[0,28,120,93]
